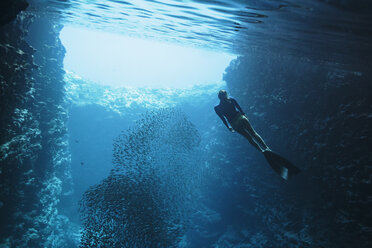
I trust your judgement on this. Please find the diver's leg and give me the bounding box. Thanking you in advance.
[235,128,263,152]
[241,116,269,150]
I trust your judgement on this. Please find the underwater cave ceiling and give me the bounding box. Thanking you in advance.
[14,0,372,60]
[0,0,29,26]
[0,0,372,247]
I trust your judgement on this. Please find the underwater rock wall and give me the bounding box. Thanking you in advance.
[0,8,74,248]
[0,0,29,26]
[221,54,371,247]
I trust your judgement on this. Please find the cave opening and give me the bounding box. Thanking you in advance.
[57,24,237,230]
[60,25,236,89]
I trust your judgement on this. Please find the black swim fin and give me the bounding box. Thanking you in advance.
[263,150,301,180]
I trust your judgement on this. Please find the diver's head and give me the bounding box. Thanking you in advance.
[218,90,228,101]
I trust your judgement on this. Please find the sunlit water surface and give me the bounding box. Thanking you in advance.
[28,0,372,61]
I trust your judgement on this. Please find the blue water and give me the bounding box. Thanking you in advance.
[13,0,372,247]
[28,0,372,58]
[64,72,223,225]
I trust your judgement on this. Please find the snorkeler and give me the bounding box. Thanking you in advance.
[214,90,301,180]
[214,90,270,152]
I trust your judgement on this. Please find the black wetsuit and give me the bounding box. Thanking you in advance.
[214,98,245,128]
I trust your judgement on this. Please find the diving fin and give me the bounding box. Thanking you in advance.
[263,150,301,180]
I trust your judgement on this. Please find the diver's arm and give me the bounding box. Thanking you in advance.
[233,99,245,115]
[214,107,230,130]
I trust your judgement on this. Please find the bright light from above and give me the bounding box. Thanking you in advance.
[60,26,236,88]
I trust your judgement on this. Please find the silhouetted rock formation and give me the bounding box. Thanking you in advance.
[0,0,29,26]
[220,53,372,247]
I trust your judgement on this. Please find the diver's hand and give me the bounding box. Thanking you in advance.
[228,127,235,133]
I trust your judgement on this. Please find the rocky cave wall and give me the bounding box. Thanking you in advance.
[0,1,74,247]
[220,53,371,247]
